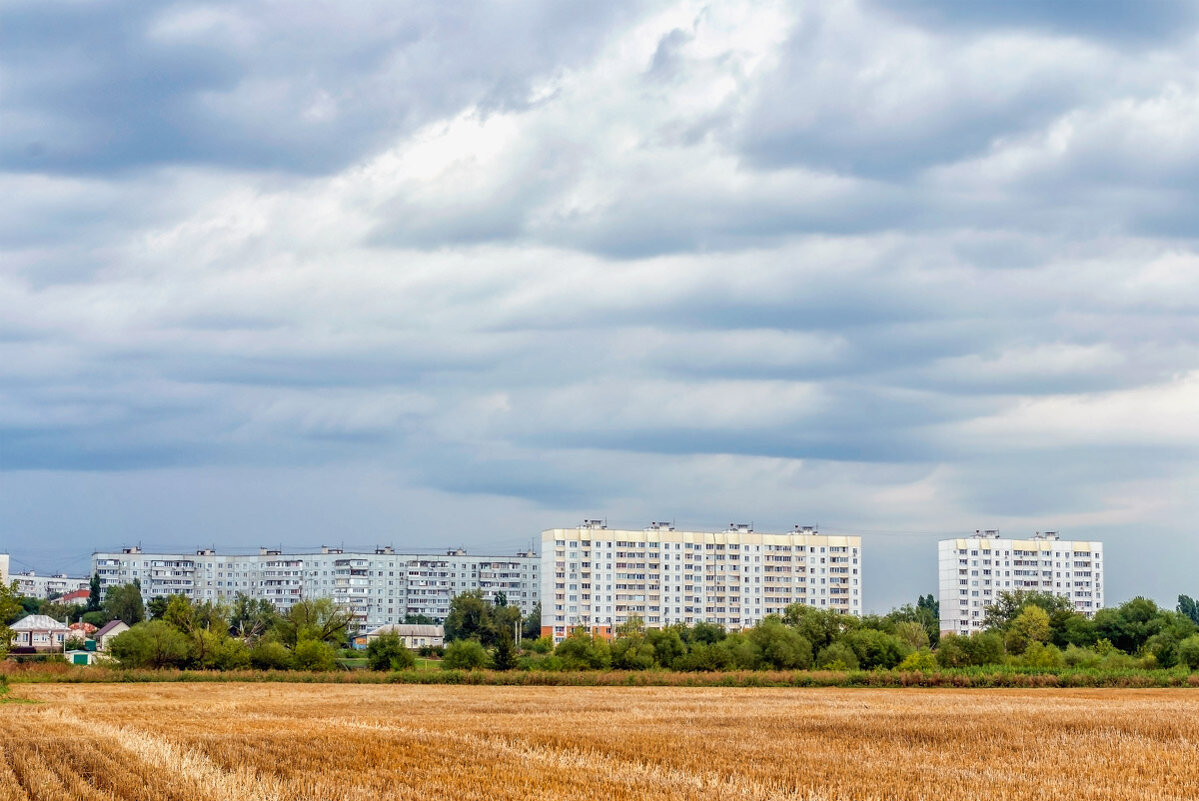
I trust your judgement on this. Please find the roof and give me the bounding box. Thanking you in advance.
[94,620,130,638]
[61,589,90,602]
[367,624,444,637]
[11,615,72,632]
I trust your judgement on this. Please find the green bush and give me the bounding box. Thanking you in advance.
[1178,635,1199,671]
[816,642,860,670]
[366,632,416,671]
[442,639,490,670]
[897,648,937,671]
[249,640,294,670]
[293,639,339,672]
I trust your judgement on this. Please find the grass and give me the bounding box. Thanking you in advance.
[3,660,1199,688]
[3,683,1199,799]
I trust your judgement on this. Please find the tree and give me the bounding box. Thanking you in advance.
[935,634,971,668]
[522,602,543,641]
[783,604,855,653]
[1005,606,1051,656]
[365,631,416,671]
[1178,595,1199,627]
[444,590,496,646]
[146,596,169,620]
[442,639,490,670]
[491,630,518,671]
[229,594,277,642]
[0,580,22,657]
[1178,635,1199,670]
[87,573,102,613]
[1094,597,1169,655]
[748,618,813,670]
[892,621,930,650]
[554,628,612,670]
[983,590,1074,632]
[249,640,294,670]
[816,641,860,670]
[109,621,189,668]
[103,582,146,625]
[844,628,906,670]
[293,638,339,671]
[404,613,436,625]
[272,598,354,649]
[158,595,233,668]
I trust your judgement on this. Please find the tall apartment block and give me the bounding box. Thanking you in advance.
[92,546,539,630]
[0,553,8,588]
[938,530,1103,636]
[541,521,862,641]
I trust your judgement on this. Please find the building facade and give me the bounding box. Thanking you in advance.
[541,522,863,642]
[0,553,8,588]
[11,572,90,600]
[92,546,539,631]
[938,531,1104,636]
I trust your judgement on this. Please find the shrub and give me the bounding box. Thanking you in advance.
[442,639,490,670]
[1021,642,1063,669]
[897,648,937,671]
[816,642,860,671]
[1178,635,1199,671]
[293,639,339,672]
[250,640,294,670]
[554,630,611,670]
[367,632,416,671]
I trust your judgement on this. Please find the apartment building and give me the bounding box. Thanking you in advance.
[10,571,89,599]
[0,553,8,587]
[92,546,539,630]
[541,521,863,642]
[938,531,1104,636]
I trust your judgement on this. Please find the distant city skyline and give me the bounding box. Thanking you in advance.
[3,1,1198,614]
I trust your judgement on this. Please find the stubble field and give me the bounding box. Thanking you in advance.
[2,683,1197,800]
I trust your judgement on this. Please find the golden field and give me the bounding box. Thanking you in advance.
[2,684,1198,800]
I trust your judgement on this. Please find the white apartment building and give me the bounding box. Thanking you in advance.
[0,553,9,587]
[10,571,89,599]
[938,530,1104,636]
[541,522,862,642]
[93,546,539,631]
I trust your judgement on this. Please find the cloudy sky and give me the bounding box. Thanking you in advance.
[3,0,1198,612]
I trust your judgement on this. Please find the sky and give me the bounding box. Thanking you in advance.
[2,0,1198,613]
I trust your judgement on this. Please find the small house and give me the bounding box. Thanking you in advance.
[355,624,445,650]
[9,614,72,651]
[93,620,131,652]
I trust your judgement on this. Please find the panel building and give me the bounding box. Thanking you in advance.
[938,530,1104,636]
[92,546,539,631]
[10,572,90,600]
[541,521,862,642]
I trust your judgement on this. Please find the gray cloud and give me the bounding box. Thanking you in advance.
[2,1,1198,611]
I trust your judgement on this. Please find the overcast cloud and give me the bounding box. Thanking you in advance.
[3,0,1198,611]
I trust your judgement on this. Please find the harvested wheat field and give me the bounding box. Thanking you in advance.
[2,684,1198,801]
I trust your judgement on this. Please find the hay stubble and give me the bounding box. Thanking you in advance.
[2,684,1197,800]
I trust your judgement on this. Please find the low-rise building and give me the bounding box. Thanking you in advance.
[355,624,445,650]
[10,614,72,651]
[938,531,1104,636]
[94,620,130,651]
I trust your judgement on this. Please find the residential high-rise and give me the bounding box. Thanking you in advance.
[92,546,539,630]
[938,531,1103,636]
[0,553,8,588]
[541,521,862,642]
